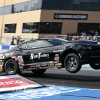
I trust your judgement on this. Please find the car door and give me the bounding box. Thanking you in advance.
[51,39,65,62]
[18,43,34,64]
[27,40,54,63]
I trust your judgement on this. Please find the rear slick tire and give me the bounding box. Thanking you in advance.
[64,53,82,73]
[5,59,18,75]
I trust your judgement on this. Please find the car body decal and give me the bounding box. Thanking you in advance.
[30,53,49,59]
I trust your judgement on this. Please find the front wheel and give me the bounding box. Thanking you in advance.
[64,53,82,73]
[4,59,18,75]
[32,69,47,75]
[89,63,100,70]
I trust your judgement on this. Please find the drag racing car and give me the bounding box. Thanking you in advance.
[0,38,100,75]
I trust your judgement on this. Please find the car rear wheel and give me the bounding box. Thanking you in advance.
[89,63,100,70]
[64,53,82,73]
[4,59,19,75]
[32,69,47,75]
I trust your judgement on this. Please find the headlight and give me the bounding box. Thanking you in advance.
[83,46,92,50]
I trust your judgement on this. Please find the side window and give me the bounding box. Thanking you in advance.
[27,40,49,49]
[47,39,62,45]
[20,44,27,49]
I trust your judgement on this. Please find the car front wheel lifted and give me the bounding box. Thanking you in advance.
[64,53,82,73]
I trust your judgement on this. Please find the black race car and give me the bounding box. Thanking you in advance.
[0,38,100,75]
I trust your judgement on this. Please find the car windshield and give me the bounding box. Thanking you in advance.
[45,38,67,45]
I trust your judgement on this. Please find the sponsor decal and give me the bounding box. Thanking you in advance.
[49,63,54,66]
[41,64,48,67]
[30,65,35,67]
[30,53,49,59]
[0,67,3,71]
[18,59,23,62]
[17,56,24,64]
[36,65,40,67]
[54,13,88,20]
[54,57,59,60]
[55,60,59,63]
[40,67,47,69]
[19,66,23,69]
[27,68,33,71]
[55,63,62,66]
[19,61,24,64]
[57,65,61,68]
[18,56,23,58]
[55,54,59,57]
[49,61,53,63]
[47,66,56,68]
[0,62,2,65]
[11,56,16,59]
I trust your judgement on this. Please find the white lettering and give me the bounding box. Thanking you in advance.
[38,53,41,59]
[55,14,87,19]
[0,82,5,85]
[0,80,23,85]
[30,53,49,59]
[30,54,34,59]
[59,15,73,18]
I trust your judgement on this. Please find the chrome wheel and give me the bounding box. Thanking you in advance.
[64,53,81,73]
[67,57,77,71]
